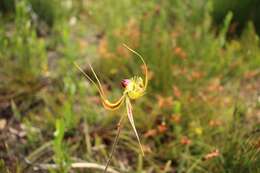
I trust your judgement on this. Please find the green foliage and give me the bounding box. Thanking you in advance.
[219,11,233,47]
[29,0,67,27]
[11,100,22,120]
[0,160,8,173]
[0,0,15,14]
[0,0,47,77]
[212,0,260,34]
[53,119,70,173]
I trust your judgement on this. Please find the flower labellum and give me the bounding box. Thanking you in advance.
[121,79,131,88]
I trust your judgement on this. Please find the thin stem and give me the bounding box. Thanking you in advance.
[104,114,125,173]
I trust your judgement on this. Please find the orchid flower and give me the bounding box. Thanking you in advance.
[74,44,148,173]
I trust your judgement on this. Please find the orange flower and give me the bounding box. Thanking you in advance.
[209,119,223,127]
[243,70,258,79]
[154,4,161,14]
[173,85,182,98]
[180,136,192,145]
[203,149,220,161]
[207,78,223,92]
[144,129,157,138]
[116,45,130,58]
[171,31,180,39]
[174,47,182,55]
[98,37,114,59]
[126,18,140,48]
[79,39,88,54]
[171,114,181,124]
[156,95,173,108]
[255,138,260,148]
[157,123,167,133]
[191,71,204,80]
[173,47,187,59]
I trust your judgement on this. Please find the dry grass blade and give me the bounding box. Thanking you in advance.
[34,162,120,173]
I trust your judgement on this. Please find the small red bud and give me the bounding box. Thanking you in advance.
[121,79,130,88]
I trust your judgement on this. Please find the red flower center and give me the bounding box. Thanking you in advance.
[121,79,130,88]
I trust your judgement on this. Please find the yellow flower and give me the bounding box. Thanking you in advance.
[194,127,203,136]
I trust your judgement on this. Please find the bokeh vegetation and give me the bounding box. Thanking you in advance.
[0,0,259,173]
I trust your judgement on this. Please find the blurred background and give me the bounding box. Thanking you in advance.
[0,0,260,172]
